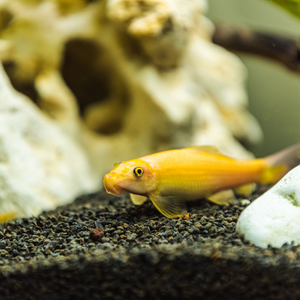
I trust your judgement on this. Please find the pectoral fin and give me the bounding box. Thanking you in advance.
[130,194,148,205]
[149,194,187,218]
[234,183,256,196]
[207,190,237,205]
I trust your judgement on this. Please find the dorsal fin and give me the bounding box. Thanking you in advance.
[186,145,223,155]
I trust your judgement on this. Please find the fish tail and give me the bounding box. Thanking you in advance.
[260,143,300,184]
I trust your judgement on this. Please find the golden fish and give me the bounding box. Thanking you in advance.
[104,145,300,218]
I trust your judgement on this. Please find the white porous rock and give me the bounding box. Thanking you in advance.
[0,0,263,159]
[0,64,99,218]
[0,0,264,217]
[236,165,300,248]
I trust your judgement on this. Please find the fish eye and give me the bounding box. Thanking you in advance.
[133,167,144,177]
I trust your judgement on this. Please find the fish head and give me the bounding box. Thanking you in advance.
[104,158,156,197]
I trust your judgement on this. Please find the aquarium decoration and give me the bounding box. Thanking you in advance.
[0,0,262,217]
[236,165,300,248]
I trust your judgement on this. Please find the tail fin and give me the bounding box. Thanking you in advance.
[260,143,300,184]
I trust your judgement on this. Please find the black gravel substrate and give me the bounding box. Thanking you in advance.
[1,189,300,300]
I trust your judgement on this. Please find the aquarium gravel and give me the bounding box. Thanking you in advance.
[0,189,300,300]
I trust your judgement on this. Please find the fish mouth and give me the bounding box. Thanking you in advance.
[103,174,122,196]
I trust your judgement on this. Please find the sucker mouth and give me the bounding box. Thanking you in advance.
[103,174,122,196]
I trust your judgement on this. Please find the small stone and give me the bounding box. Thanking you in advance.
[74,223,82,230]
[0,241,6,249]
[240,199,250,206]
[96,243,112,250]
[126,233,137,241]
[190,227,200,234]
[182,231,189,238]
[163,230,172,237]
[95,219,104,230]
[47,241,57,250]
[0,250,8,256]
[178,225,186,231]
[89,227,105,242]
[79,231,90,237]
[158,239,168,244]
[156,222,162,229]
[194,222,201,228]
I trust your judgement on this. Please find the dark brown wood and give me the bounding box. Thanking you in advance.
[212,23,300,72]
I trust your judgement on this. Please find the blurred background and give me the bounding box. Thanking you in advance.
[208,0,300,157]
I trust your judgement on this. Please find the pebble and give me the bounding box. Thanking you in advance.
[89,227,104,242]
[240,199,250,206]
[0,241,6,249]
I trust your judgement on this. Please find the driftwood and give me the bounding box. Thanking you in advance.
[213,23,300,73]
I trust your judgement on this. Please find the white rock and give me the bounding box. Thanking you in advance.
[0,0,264,218]
[236,165,300,248]
[240,199,250,206]
[0,0,262,160]
[0,64,99,218]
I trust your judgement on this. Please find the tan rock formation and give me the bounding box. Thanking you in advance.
[0,0,262,217]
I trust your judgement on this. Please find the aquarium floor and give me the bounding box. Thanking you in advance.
[0,188,299,300]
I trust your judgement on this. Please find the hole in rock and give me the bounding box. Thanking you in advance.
[61,38,129,135]
[0,9,13,31]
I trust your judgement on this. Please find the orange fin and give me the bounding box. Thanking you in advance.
[207,190,238,205]
[259,165,287,184]
[262,143,300,184]
[0,212,16,223]
[130,194,148,205]
[186,145,224,155]
[234,183,256,196]
[149,194,187,218]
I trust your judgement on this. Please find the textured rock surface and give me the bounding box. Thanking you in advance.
[236,166,300,248]
[0,0,263,217]
[0,63,99,218]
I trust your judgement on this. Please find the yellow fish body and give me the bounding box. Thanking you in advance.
[104,145,299,218]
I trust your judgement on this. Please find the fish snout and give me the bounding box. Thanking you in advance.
[104,174,122,196]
